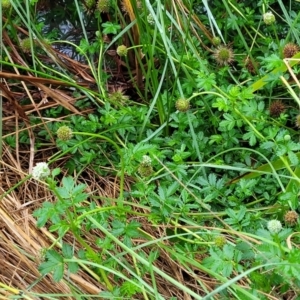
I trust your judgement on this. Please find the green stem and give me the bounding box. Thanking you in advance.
[72,230,114,291]
[234,108,266,141]
[278,156,300,183]
[72,132,125,202]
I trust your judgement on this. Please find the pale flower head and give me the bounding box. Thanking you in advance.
[32,162,50,180]
[141,155,152,167]
[263,12,276,25]
[147,14,155,25]
[116,45,128,57]
[267,219,282,234]
[57,126,73,141]
[138,155,153,177]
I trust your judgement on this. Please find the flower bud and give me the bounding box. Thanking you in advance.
[57,126,73,141]
[267,219,282,234]
[212,36,221,46]
[214,235,227,248]
[32,162,50,180]
[147,14,155,25]
[2,0,11,10]
[97,0,111,13]
[263,12,276,25]
[116,45,128,57]
[175,98,190,112]
[141,155,152,167]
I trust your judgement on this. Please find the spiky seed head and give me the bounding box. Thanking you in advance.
[116,45,128,57]
[138,165,153,177]
[20,38,32,53]
[295,115,300,128]
[57,126,73,141]
[83,0,96,14]
[267,220,282,234]
[212,36,221,46]
[283,43,300,58]
[109,88,129,104]
[84,0,96,9]
[97,0,111,13]
[214,235,227,248]
[175,98,190,112]
[269,100,286,117]
[263,12,276,25]
[284,211,298,226]
[213,45,234,66]
[138,155,153,177]
[2,0,11,10]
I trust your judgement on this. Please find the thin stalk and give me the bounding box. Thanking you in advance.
[0,282,33,300]
[72,231,113,291]
[71,132,125,201]
[86,215,205,300]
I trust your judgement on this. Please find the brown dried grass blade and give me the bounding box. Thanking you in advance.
[33,83,81,114]
[0,71,87,87]
[0,82,28,121]
[121,0,142,88]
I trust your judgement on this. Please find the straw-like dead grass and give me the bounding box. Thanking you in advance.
[0,22,215,299]
[0,138,209,299]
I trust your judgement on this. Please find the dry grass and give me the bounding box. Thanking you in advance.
[0,139,209,299]
[1,95,212,298]
[0,25,116,298]
[0,18,217,299]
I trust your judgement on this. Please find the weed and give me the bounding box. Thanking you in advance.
[2,0,300,299]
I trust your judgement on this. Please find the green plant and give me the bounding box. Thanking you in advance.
[3,0,300,298]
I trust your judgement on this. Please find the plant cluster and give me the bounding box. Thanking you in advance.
[2,0,300,299]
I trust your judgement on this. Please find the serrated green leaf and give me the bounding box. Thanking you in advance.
[250,51,300,93]
[112,220,125,236]
[243,131,257,146]
[288,151,299,165]
[73,183,87,195]
[53,264,64,282]
[237,206,247,220]
[56,187,70,199]
[39,250,64,282]
[167,181,179,196]
[68,261,79,274]
[33,202,54,228]
[158,186,166,200]
[212,97,229,112]
[260,141,275,149]
[62,243,73,259]
[223,244,234,260]
[38,260,59,275]
[222,261,233,277]
[125,221,140,238]
[73,192,88,203]
[62,176,75,191]
[46,250,63,263]
[220,113,236,130]
[208,173,217,186]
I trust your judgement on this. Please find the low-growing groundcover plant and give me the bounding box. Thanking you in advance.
[1,0,300,299]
